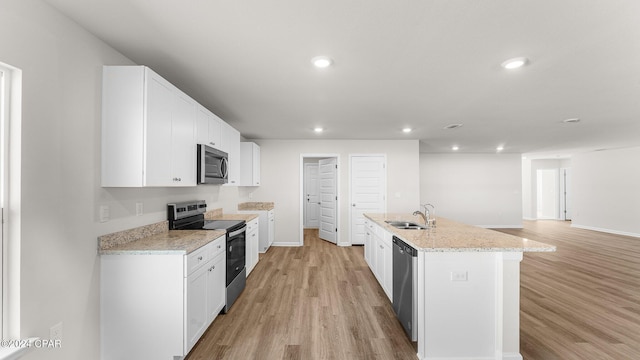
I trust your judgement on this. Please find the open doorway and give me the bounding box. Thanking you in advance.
[299,154,339,246]
[536,167,572,220]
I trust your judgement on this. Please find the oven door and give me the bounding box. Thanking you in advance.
[197,144,228,184]
[226,225,246,286]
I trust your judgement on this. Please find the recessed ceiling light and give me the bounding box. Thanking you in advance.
[314,127,323,133]
[443,123,463,130]
[496,145,504,152]
[402,127,412,133]
[563,118,581,123]
[501,57,528,69]
[452,146,459,151]
[311,56,333,68]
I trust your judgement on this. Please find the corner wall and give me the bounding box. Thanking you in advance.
[420,153,523,228]
[571,147,640,237]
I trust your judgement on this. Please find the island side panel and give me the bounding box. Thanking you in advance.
[503,252,524,360]
[418,252,499,360]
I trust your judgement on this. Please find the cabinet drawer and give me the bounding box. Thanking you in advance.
[208,235,225,259]
[246,218,259,233]
[186,245,209,276]
[267,210,274,219]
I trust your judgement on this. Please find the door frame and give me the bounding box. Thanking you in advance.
[348,154,387,245]
[299,154,340,246]
[303,161,320,229]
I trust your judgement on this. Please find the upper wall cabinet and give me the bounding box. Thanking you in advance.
[239,142,260,186]
[220,122,240,186]
[196,105,222,149]
[102,66,197,187]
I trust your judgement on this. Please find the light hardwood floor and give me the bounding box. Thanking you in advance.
[188,222,640,360]
[186,229,418,360]
[497,221,640,360]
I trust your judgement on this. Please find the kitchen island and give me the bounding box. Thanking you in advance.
[364,213,555,360]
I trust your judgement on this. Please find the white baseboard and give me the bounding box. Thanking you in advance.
[522,217,536,221]
[570,224,640,238]
[271,242,302,247]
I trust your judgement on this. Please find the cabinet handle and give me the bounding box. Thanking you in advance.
[380,245,384,249]
[198,256,203,261]
[217,245,222,249]
[209,265,215,272]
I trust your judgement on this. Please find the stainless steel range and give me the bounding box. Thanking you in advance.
[167,200,246,313]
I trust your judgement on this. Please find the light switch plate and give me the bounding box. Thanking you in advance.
[451,271,468,282]
[136,202,143,216]
[99,205,110,223]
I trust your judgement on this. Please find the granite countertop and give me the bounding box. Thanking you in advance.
[98,221,226,255]
[206,213,259,221]
[365,213,556,253]
[238,202,274,211]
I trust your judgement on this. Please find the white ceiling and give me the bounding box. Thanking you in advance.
[42,0,640,156]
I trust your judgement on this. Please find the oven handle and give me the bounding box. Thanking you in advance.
[228,225,247,238]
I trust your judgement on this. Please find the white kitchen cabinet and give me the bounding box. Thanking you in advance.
[239,142,261,186]
[196,105,222,149]
[101,235,225,360]
[238,209,274,253]
[102,66,197,187]
[245,217,260,275]
[221,122,241,185]
[365,221,393,301]
[364,219,373,267]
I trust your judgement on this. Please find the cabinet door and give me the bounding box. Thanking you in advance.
[252,143,261,185]
[382,233,393,301]
[186,263,209,353]
[375,235,385,285]
[221,123,240,185]
[196,105,221,149]
[207,254,226,322]
[172,92,196,186]
[145,72,174,186]
[268,213,274,246]
[364,222,372,267]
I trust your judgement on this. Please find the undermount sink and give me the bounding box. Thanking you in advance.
[385,221,428,230]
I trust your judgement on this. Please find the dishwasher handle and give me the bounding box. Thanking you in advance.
[393,236,417,257]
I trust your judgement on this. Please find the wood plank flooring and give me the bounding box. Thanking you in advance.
[496,221,640,360]
[188,222,640,360]
[186,229,418,360]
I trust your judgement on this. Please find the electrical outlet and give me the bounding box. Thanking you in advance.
[99,205,110,223]
[50,322,63,342]
[136,202,143,216]
[451,271,468,282]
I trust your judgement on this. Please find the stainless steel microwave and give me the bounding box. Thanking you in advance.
[197,144,228,184]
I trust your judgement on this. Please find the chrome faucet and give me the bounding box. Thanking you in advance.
[422,203,435,227]
[412,210,428,225]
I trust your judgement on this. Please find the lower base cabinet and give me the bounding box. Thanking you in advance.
[246,217,259,276]
[364,220,393,301]
[101,235,225,360]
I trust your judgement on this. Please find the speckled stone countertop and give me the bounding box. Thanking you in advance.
[365,213,556,253]
[98,221,225,255]
[237,202,274,211]
[205,208,259,221]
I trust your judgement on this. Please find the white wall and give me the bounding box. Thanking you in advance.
[0,1,249,359]
[571,147,640,237]
[420,153,523,228]
[249,140,420,246]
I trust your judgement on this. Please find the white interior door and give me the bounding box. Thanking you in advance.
[304,162,320,228]
[536,169,559,219]
[350,156,386,245]
[561,168,572,220]
[318,158,337,243]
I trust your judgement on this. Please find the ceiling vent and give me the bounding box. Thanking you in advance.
[443,123,463,130]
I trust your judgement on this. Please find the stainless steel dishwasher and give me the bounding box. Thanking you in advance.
[392,236,418,341]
